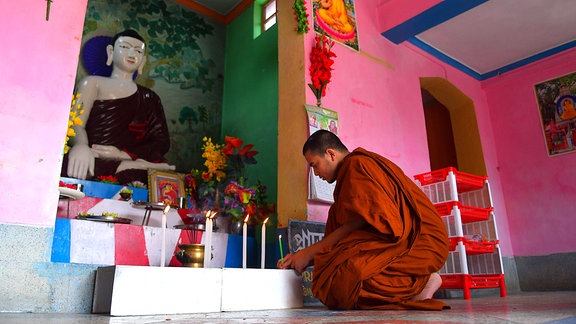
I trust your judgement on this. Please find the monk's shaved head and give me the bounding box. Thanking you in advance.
[303,130,348,156]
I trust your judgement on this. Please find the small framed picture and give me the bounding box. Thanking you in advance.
[147,169,186,204]
[533,71,576,156]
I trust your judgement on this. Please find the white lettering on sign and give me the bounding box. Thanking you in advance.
[293,229,324,252]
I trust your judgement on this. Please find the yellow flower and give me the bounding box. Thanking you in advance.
[200,137,227,182]
[64,93,84,154]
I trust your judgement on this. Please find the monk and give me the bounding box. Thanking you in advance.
[278,130,450,310]
[62,29,174,185]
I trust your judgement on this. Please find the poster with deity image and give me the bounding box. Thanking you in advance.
[306,104,339,136]
[533,71,576,156]
[305,105,338,203]
[313,0,359,51]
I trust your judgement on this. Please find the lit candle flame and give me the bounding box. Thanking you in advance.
[244,214,250,223]
[263,217,269,225]
[163,203,171,215]
[204,210,218,220]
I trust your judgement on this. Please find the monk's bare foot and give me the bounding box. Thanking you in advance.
[412,273,442,300]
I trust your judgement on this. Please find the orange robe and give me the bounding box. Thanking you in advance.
[311,148,450,310]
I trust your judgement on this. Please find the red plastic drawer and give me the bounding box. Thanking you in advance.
[440,274,506,299]
[469,274,504,289]
[414,167,487,192]
[448,237,499,255]
[434,201,492,223]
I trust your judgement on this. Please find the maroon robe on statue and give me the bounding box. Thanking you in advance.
[62,85,170,184]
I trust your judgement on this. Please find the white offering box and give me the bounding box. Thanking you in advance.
[92,265,304,316]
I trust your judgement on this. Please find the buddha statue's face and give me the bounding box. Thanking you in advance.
[111,36,146,73]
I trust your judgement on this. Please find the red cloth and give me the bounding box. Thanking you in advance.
[311,148,450,310]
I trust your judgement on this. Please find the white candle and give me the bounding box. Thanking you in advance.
[161,203,170,267]
[203,210,215,268]
[261,217,269,269]
[242,214,250,269]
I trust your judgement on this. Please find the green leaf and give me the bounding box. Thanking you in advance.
[308,83,320,98]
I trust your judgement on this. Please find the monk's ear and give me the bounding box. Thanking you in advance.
[106,45,114,66]
[325,148,337,161]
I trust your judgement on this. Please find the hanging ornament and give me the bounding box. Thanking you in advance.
[292,0,310,34]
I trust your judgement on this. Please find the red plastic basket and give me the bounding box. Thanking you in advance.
[469,274,505,289]
[414,167,487,192]
[434,201,492,223]
[439,274,464,290]
[448,237,499,255]
[440,274,506,299]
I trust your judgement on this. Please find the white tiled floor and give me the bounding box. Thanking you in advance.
[0,291,574,323]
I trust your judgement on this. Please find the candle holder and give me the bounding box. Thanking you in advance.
[175,243,205,268]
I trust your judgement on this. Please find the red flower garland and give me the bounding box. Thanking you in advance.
[308,33,336,106]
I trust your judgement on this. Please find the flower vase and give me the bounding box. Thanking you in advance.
[229,220,256,236]
[214,212,232,233]
[229,219,243,235]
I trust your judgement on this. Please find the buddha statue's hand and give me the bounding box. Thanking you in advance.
[91,144,131,161]
[67,144,95,180]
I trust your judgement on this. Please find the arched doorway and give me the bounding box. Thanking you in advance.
[420,77,487,176]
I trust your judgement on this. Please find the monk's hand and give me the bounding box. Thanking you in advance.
[277,253,294,270]
[291,250,314,275]
[277,251,312,275]
[91,144,131,161]
[67,144,95,180]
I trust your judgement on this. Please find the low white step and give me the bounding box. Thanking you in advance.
[93,265,303,316]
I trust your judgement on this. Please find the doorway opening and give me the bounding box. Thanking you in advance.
[420,77,487,176]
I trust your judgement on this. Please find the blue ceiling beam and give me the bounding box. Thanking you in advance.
[479,39,576,80]
[408,37,483,80]
[381,0,488,44]
[408,38,576,81]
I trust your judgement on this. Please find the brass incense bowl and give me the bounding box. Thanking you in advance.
[175,243,205,268]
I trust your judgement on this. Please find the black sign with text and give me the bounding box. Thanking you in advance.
[287,219,326,305]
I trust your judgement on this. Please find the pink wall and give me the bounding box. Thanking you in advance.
[483,49,576,256]
[0,0,87,226]
[304,0,514,256]
[376,0,442,32]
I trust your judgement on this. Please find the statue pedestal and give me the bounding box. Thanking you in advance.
[92,266,303,316]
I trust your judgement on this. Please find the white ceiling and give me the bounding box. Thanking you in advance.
[410,0,576,79]
[190,0,576,80]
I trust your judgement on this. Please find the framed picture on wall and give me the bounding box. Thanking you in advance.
[313,0,359,51]
[147,169,186,204]
[533,71,576,156]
